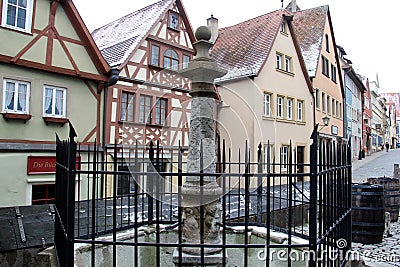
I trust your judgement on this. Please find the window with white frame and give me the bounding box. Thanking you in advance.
[280,145,289,170]
[332,99,336,117]
[286,98,293,120]
[327,95,331,114]
[263,92,272,117]
[321,92,326,112]
[285,56,292,73]
[315,88,320,109]
[277,96,283,118]
[276,53,283,70]
[1,0,34,32]
[280,22,286,33]
[263,143,274,170]
[2,79,30,113]
[297,100,304,121]
[43,86,66,117]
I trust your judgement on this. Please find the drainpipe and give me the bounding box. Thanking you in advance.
[102,68,119,148]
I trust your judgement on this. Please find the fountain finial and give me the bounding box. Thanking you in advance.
[195,26,212,41]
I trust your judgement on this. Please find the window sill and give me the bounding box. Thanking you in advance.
[149,64,164,70]
[43,117,69,125]
[2,113,32,123]
[276,68,295,77]
[1,24,33,35]
[118,120,169,128]
[262,116,274,121]
[167,26,180,32]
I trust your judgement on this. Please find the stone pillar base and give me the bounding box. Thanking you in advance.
[172,249,227,266]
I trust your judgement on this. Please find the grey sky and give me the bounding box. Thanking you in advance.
[73,0,399,92]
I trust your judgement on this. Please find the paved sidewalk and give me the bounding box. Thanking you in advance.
[350,148,400,266]
[352,148,400,183]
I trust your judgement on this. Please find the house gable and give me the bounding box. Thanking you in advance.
[0,0,109,82]
[257,15,313,97]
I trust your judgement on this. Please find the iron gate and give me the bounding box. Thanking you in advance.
[54,124,352,266]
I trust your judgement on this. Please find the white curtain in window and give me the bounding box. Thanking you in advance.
[44,88,53,114]
[55,89,64,115]
[4,82,15,110]
[18,83,27,112]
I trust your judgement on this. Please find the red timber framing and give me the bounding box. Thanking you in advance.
[0,0,110,146]
[104,0,196,148]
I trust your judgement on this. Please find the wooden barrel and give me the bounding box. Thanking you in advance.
[367,177,400,222]
[352,183,385,244]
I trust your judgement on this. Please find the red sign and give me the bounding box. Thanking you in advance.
[27,156,80,175]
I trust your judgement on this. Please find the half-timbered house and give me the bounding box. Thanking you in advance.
[91,0,195,195]
[0,0,110,207]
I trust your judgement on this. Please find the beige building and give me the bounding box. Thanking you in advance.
[210,10,314,186]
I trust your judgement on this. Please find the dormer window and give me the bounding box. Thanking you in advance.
[168,12,179,30]
[1,0,34,33]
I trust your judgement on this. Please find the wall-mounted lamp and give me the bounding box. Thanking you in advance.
[322,116,330,126]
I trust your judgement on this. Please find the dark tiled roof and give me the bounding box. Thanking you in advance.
[289,5,328,77]
[211,10,287,81]
[91,0,173,68]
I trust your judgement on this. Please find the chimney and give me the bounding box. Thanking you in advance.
[207,14,219,43]
[291,0,297,12]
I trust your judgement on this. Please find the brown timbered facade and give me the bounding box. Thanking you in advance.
[92,0,195,195]
[92,0,195,150]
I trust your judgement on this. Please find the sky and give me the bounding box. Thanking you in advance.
[73,0,400,93]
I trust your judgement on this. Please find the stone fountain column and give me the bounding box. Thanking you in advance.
[172,26,227,265]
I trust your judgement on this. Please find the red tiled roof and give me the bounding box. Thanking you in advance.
[211,10,288,81]
[289,5,328,77]
[91,0,173,68]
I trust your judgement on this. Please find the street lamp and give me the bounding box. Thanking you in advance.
[322,116,330,126]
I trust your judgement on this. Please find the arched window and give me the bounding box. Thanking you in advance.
[163,49,179,70]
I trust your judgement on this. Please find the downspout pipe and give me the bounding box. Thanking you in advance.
[102,68,119,149]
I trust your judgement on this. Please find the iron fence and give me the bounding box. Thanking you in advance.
[54,124,352,266]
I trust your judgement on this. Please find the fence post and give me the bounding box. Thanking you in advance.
[257,143,263,225]
[308,125,318,267]
[66,122,77,267]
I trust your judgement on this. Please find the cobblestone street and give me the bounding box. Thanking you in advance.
[352,148,400,266]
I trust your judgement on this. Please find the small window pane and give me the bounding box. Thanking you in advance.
[6,5,17,26]
[151,45,160,66]
[17,7,26,28]
[183,55,190,69]
[18,0,27,8]
[169,13,179,30]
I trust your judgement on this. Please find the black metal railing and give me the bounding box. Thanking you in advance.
[54,124,352,266]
